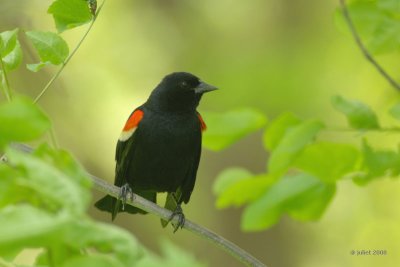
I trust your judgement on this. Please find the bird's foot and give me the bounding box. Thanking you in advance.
[168,205,185,233]
[118,183,134,211]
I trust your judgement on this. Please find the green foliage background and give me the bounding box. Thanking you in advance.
[1,0,400,266]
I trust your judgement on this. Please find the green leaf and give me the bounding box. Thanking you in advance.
[0,29,19,58]
[63,220,142,266]
[294,142,361,183]
[0,29,23,71]
[267,120,324,175]
[136,240,205,267]
[0,165,18,201]
[213,167,253,196]
[35,244,80,266]
[61,255,125,267]
[25,31,69,71]
[12,146,89,210]
[285,179,336,222]
[202,108,268,151]
[214,168,274,209]
[367,18,400,54]
[33,144,92,190]
[216,174,273,208]
[0,207,132,263]
[0,164,35,208]
[34,216,141,266]
[0,205,69,254]
[1,249,21,262]
[334,0,400,54]
[389,102,400,120]
[0,96,51,146]
[26,62,50,72]
[5,147,90,214]
[0,206,140,266]
[48,0,93,33]
[332,95,379,129]
[353,139,400,185]
[377,0,400,13]
[263,112,301,151]
[241,173,335,231]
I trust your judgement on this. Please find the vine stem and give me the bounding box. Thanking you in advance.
[11,143,267,267]
[33,0,106,148]
[339,0,400,91]
[34,0,106,104]
[0,56,12,102]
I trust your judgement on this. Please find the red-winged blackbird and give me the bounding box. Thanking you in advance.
[95,72,217,231]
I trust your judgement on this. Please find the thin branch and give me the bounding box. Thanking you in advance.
[11,143,267,267]
[92,176,266,267]
[34,0,106,103]
[0,56,12,102]
[339,0,400,91]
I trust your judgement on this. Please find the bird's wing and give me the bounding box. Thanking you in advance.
[109,108,145,219]
[180,137,202,204]
[115,108,144,187]
[180,112,205,204]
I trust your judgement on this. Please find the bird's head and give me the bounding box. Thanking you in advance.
[147,72,217,112]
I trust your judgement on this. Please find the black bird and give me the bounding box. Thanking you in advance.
[95,72,217,231]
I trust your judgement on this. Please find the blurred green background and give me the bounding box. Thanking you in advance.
[2,0,400,266]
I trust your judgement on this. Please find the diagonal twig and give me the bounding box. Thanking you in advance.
[339,0,400,91]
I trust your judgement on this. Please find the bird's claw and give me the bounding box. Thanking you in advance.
[168,205,185,233]
[119,183,134,211]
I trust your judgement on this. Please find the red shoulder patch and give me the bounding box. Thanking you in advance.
[197,113,207,132]
[123,109,144,131]
[119,109,144,141]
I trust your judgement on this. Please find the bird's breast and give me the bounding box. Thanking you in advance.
[127,110,202,191]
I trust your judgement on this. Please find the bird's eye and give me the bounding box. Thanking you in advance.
[180,81,188,88]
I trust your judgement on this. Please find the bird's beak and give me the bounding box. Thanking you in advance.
[194,81,218,94]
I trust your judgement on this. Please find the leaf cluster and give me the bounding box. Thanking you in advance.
[205,96,400,231]
[0,0,93,75]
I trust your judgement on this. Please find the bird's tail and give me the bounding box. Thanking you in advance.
[94,195,145,220]
[95,190,157,220]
